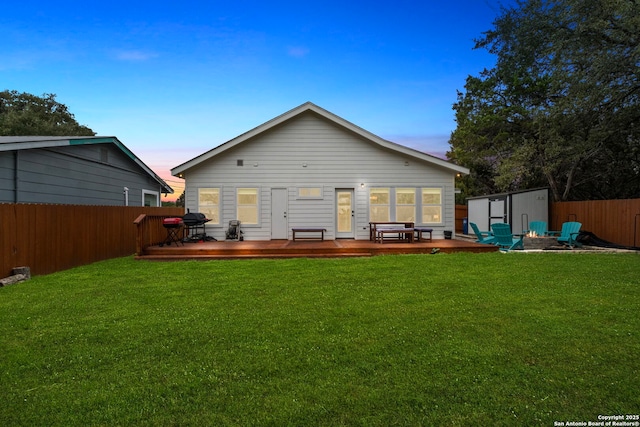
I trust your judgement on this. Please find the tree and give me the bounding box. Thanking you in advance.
[175,191,185,208]
[449,0,640,201]
[0,90,95,136]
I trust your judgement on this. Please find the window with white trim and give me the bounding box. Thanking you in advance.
[142,190,160,207]
[198,188,220,224]
[396,188,416,222]
[297,187,323,199]
[421,188,442,224]
[369,188,390,222]
[237,188,259,224]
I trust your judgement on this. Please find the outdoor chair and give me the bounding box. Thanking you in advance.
[225,220,243,241]
[491,223,524,251]
[549,221,582,248]
[526,221,548,236]
[470,222,495,244]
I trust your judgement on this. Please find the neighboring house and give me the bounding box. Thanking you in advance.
[171,102,469,240]
[0,136,173,206]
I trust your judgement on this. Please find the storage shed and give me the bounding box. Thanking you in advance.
[467,188,550,234]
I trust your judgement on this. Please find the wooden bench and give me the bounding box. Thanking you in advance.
[414,227,433,242]
[369,222,414,241]
[292,228,327,241]
[376,227,414,243]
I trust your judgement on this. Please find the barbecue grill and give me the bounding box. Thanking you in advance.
[160,217,184,246]
[182,210,216,242]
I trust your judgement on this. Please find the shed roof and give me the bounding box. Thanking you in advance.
[171,102,469,177]
[0,136,173,194]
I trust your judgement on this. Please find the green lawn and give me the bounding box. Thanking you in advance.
[1,253,639,426]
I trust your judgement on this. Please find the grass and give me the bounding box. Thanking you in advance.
[1,253,639,426]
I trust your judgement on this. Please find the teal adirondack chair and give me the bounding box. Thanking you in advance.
[549,222,582,248]
[470,222,495,244]
[526,221,548,236]
[491,223,524,251]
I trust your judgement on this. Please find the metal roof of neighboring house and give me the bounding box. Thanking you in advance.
[0,136,173,194]
[171,102,469,177]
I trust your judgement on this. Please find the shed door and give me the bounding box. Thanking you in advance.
[489,197,507,225]
[271,188,288,239]
[336,189,354,238]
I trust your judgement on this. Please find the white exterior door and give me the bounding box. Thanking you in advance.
[271,188,288,239]
[336,189,355,238]
[490,197,507,225]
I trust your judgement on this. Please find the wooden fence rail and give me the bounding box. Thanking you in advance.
[455,205,468,234]
[550,199,640,248]
[455,199,640,247]
[1,203,184,277]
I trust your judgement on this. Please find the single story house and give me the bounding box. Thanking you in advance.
[171,102,469,240]
[0,136,173,206]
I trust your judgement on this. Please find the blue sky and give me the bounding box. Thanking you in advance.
[2,0,512,199]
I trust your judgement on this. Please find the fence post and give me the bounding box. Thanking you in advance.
[133,214,147,256]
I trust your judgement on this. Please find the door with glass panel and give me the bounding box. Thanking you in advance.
[336,189,354,238]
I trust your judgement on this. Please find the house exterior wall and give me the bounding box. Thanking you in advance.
[0,144,164,206]
[183,111,458,240]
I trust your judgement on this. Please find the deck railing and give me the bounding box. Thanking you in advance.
[134,213,184,256]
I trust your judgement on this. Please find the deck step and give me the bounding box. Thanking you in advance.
[136,252,372,261]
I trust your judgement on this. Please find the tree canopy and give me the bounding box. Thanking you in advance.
[449,0,640,201]
[0,90,95,137]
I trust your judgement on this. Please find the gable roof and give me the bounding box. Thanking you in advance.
[171,102,469,176]
[0,136,173,194]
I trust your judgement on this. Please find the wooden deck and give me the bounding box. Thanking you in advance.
[136,237,497,261]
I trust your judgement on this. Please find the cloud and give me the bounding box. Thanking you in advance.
[287,46,310,58]
[112,50,159,62]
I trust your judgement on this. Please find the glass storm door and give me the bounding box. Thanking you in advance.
[336,189,355,238]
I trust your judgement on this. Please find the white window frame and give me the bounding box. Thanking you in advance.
[237,187,259,225]
[421,187,443,225]
[142,189,160,207]
[395,188,416,222]
[369,187,391,222]
[198,188,221,225]
[297,187,324,199]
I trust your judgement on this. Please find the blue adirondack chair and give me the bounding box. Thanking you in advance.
[491,223,524,251]
[526,221,548,236]
[549,222,582,248]
[470,222,495,244]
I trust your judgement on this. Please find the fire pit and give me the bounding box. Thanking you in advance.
[523,231,557,249]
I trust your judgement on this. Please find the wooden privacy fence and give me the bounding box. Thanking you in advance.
[1,204,184,277]
[550,199,640,248]
[455,205,468,234]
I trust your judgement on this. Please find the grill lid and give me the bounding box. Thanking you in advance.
[183,212,210,225]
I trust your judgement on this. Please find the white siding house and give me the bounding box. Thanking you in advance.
[171,102,469,241]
